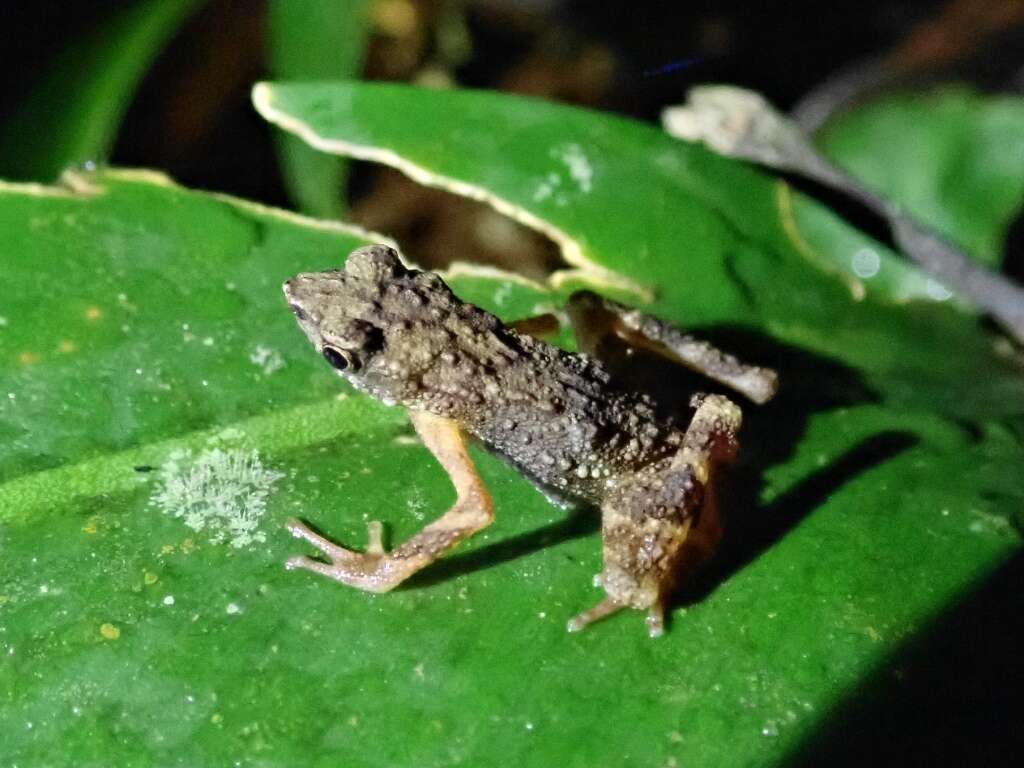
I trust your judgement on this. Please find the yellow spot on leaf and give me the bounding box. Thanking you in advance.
[211,713,223,724]
[100,623,120,640]
[160,544,175,555]
[85,306,102,321]
[0,595,9,605]
[180,538,195,554]
[57,340,76,353]
[18,351,39,365]
[866,626,882,642]
[144,572,158,585]
[82,517,99,535]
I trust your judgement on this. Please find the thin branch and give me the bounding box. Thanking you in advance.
[663,86,1024,345]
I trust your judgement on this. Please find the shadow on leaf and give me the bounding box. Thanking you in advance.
[786,549,1024,767]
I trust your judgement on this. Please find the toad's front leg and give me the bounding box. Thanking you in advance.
[285,410,494,592]
[568,393,741,637]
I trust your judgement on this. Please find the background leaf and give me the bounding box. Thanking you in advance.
[266,0,372,217]
[786,88,1024,307]
[818,88,1024,271]
[0,0,204,181]
[1,80,1022,768]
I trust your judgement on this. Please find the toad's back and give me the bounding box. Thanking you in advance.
[409,315,685,502]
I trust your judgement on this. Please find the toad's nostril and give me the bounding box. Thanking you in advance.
[289,303,310,322]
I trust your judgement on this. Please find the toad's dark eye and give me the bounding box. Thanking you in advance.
[321,345,358,372]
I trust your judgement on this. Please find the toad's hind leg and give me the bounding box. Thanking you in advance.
[568,393,741,637]
[285,410,493,592]
[566,291,778,404]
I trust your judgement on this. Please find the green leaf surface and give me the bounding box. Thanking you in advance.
[266,0,372,217]
[2,80,1022,768]
[818,88,1024,271]
[0,0,204,182]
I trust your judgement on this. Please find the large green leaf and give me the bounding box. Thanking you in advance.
[266,0,372,217]
[0,0,205,181]
[2,80,1022,768]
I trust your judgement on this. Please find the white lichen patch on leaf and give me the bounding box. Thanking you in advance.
[554,142,593,193]
[249,344,285,375]
[531,143,593,207]
[150,447,284,548]
[532,171,562,204]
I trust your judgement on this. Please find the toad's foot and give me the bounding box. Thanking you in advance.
[285,518,402,592]
[567,597,625,633]
[566,598,666,638]
[575,393,739,637]
[285,411,494,593]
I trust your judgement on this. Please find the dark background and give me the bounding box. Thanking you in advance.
[4,1,1022,202]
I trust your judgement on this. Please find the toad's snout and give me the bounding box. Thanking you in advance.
[282,276,315,323]
[282,277,297,301]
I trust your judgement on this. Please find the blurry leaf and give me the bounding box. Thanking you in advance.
[1,79,1022,768]
[818,88,1024,270]
[0,0,205,181]
[662,86,1024,343]
[266,0,372,217]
